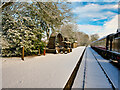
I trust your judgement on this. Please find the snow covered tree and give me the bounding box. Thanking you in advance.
[2,2,73,57]
[2,9,44,56]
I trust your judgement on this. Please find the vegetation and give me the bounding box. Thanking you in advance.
[61,24,77,42]
[90,34,99,42]
[1,2,73,56]
[61,24,90,46]
[1,2,99,57]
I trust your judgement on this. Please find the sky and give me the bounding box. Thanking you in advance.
[69,1,119,38]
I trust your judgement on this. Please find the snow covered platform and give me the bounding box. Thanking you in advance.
[91,48,119,89]
[72,47,119,89]
[2,46,85,88]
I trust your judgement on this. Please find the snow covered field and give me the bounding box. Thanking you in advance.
[2,46,85,88]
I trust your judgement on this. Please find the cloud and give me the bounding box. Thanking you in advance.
[75,15,118,38]
[72,4,118,13]
[72,3,118,22]
[92,17,108,21]
[98,15,118,38]
[69,2,118,39]
[77,24,103,34]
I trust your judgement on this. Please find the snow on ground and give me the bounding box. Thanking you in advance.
[2,46,85,88]
[85,47,112,88]
[72,47,112,88]
[90,48,119,88]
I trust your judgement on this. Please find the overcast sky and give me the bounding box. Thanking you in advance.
[69,1,119,38]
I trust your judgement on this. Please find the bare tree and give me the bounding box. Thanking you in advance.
[90,34,99,42]
[61,24,90,46]
[61,24,77,42]
[75,32,89,46]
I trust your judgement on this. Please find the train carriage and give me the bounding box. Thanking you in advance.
[91,30,120,64]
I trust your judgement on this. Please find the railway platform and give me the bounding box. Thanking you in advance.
[2,46,85,88]
[72,47,119,89]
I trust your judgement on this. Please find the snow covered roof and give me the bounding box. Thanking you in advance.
[91,33,116,44]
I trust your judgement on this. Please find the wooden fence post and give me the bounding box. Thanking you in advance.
[43,48,46,55]
[21,46,24,60]
[38,48,40,56]
[43,42,46,56]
